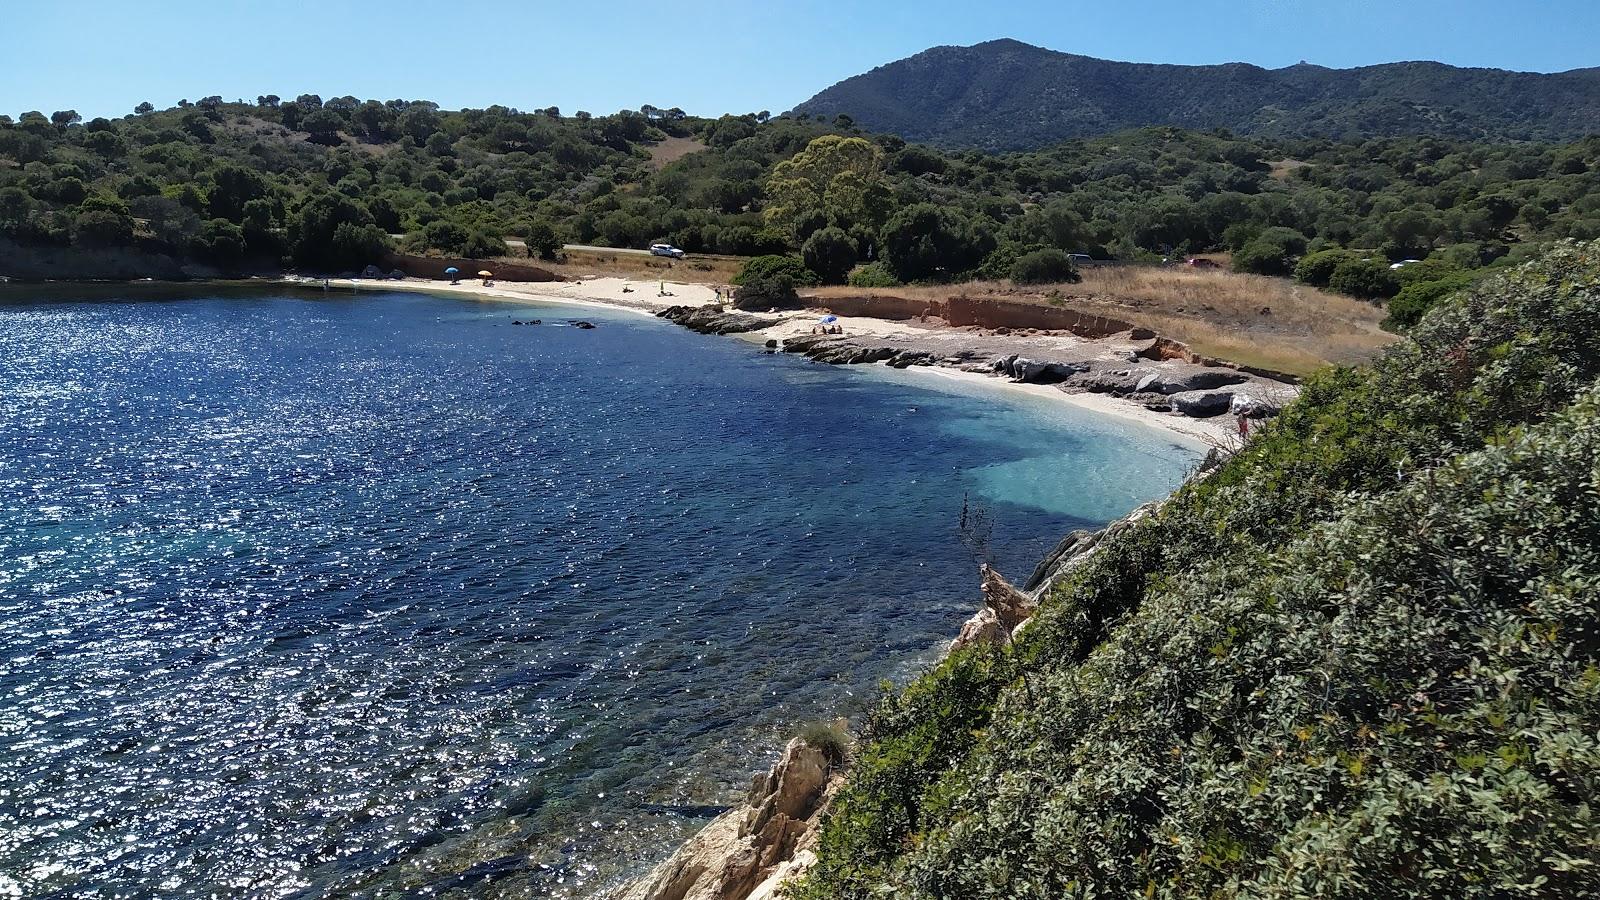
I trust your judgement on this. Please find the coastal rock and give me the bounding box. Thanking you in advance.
[1074,369,1146,394]
[1137,369,1251,395]
[614,737,843,900]
[950,565,1037,652]
[1024,501,1160,594]
[659,305,780,335]
[1172,389,1236,417]
[992,355,1085,384]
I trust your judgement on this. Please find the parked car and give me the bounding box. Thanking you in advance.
[1185,257,1222,269]
[1390,259,1423,270]
[649,243,686,259]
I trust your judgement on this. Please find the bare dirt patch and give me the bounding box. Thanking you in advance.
[810,266,1397,376]
[646,136,707,171]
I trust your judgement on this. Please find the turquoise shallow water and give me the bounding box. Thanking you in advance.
[0,288,1196,897]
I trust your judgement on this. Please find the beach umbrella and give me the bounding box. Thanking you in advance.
[820,314,838,324]
[444,267,459,274]
[478,270,494,277]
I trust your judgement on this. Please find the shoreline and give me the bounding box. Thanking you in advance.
[324,276,1252,446]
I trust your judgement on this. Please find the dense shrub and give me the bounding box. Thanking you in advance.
[458,228,507,259]
[524,219,562,260]
[1293,248,1358,287]
[802,226,858,284]
[1231,227,1309,276]
[1009,248,1081,284]
[846,263,900,288]
[794,241,1600,900]
[1381,270,1480,331]
[731,254,817,310]
[1327,257,1401,299]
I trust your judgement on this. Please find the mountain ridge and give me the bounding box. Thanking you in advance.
[791,40,1600,150]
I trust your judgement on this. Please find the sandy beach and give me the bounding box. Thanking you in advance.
[325,275,1270,446]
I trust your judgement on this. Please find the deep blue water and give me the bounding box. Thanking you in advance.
[0,288,1196,898]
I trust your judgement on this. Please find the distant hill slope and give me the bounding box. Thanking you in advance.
[792,39,1600,150]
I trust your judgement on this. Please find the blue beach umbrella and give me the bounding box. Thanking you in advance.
[820,314,838,324]
[444,267,459,275]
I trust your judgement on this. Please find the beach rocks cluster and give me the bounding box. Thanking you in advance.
[657,305,780,335]
[614,736,845,900]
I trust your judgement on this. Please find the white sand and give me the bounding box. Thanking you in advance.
[322,275,1247,447]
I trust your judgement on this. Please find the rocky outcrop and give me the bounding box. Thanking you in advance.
[779,335,940,369]
[1023,501,1160,594]
[951,564,1039,652]
[614,737,845,900]
[1170,389,1237,417]
[989,355,1087,384]
[658,305,781,335]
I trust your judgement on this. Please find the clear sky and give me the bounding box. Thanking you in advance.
[3,0,1596,121]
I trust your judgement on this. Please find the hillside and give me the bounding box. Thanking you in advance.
[792,240,1600,898]
[792,39,1600,150]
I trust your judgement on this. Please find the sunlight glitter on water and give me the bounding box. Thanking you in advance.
[0,289,1196,897]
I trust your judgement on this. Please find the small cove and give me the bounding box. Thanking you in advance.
[0,287,1198,897]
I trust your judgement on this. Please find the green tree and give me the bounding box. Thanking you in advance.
[459,228,507,259]
[300,109,345,146]
[765,135,891,239]
[802,227,858,284]
[291,193,378,268]
[1294,248,1359,287]
[1327,257,1401,299]
[524,219,562,260]
[419,219,470,255]
[73,209,134,246]
[731,255,818,310]
[880,204,997,282]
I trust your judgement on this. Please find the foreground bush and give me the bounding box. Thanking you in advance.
[794,241,1600,899]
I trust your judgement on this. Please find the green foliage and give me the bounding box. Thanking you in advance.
[72,209,134,247]
[524,219,562,260]
[846,262,900,288]
[881,203,996,282]
[795,241,1600,900]
[1293,248,1359,287]
[1382,270,1482,332]
[1009,248,1081,285]
[1327,257,1401,300]
[1232,227,1309,276]
[2,94,1596,287]
[731,254,817,310]
[798,721,853,767]
[802,226,858,284]
[458,228,507,260]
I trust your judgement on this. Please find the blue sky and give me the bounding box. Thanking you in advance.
[3,0,1596,120]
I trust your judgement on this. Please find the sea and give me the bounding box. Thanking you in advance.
[0,286,1197,897]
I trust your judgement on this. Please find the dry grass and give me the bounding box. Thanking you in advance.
[538,248,743,285]
[1268,159,1310,181]
[811,265,1397,376]
[646,136,707,171]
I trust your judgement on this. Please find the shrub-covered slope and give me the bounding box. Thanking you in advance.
[793,39,1600,151]
[794,241,1600,898]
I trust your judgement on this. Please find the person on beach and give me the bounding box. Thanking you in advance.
[1237,412,1251,439]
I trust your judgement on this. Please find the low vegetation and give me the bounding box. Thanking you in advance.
[791,240,1600,899]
